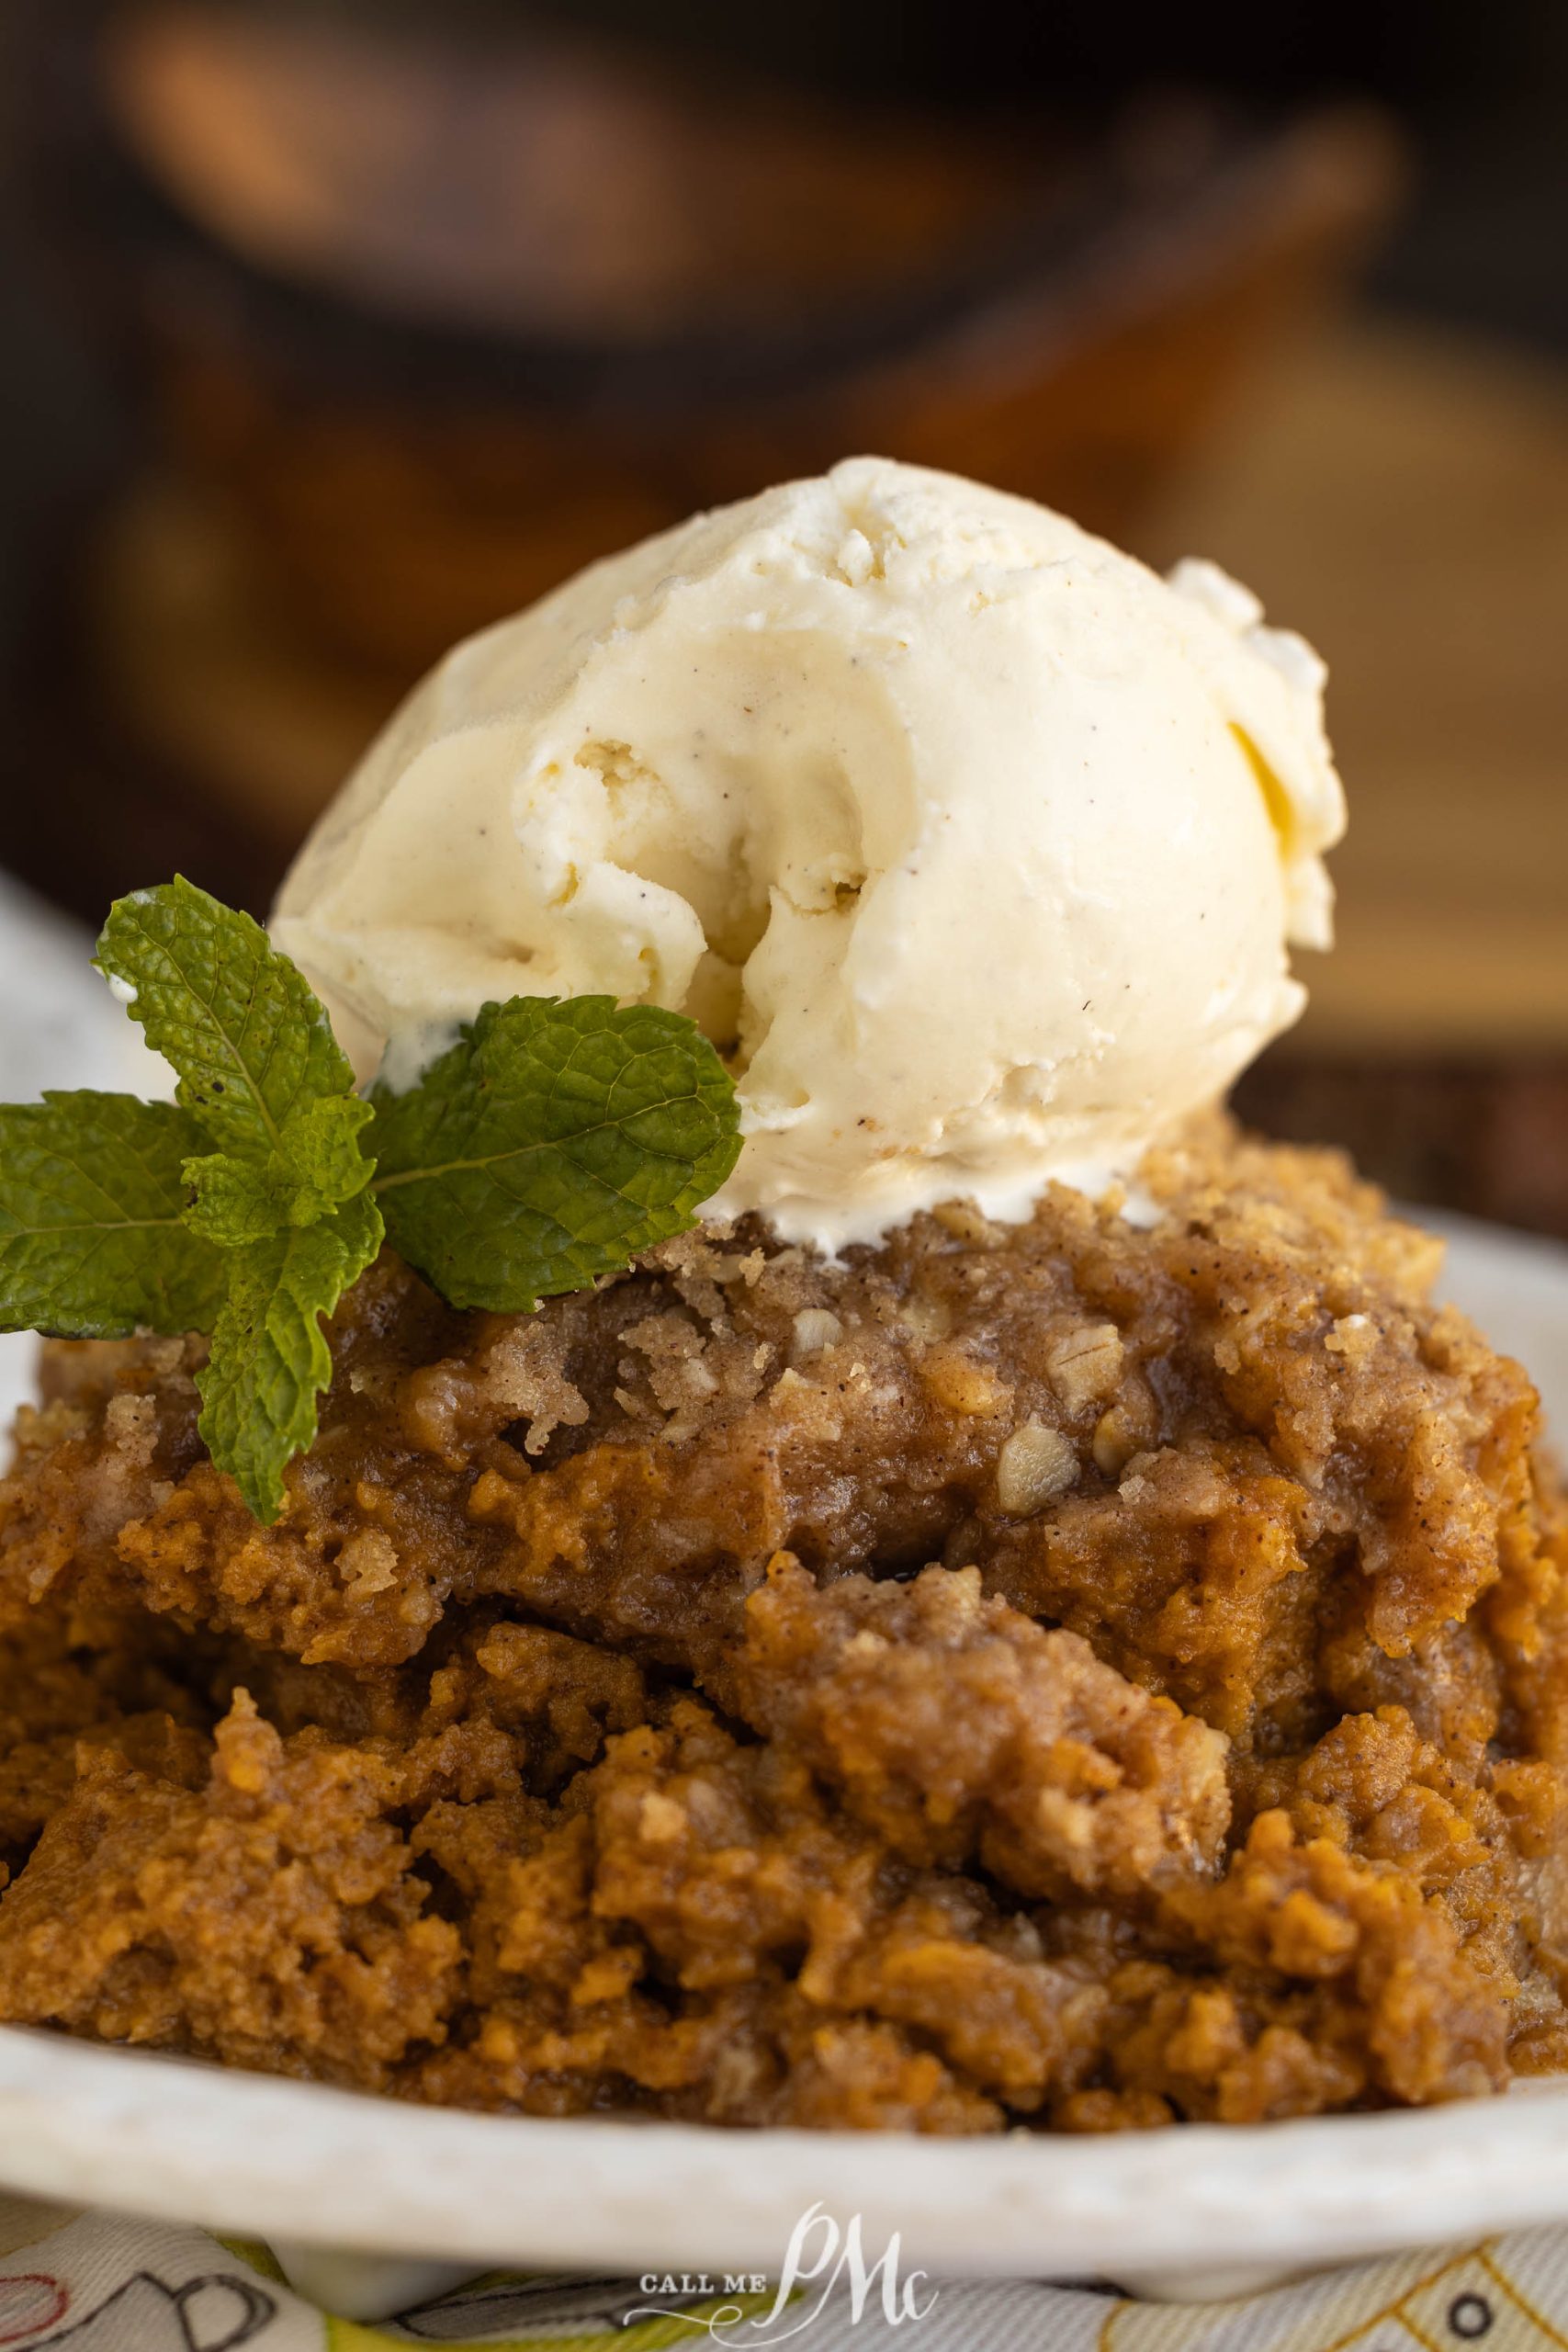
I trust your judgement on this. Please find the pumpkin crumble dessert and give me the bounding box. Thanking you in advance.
[2,1127,1563,2130]
[0,460,1562,2132]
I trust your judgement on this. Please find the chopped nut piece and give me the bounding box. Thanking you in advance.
[1092,1408,1141,1479]
[919,1344,1013,1418]
[1045,1323,1124,1412]
[996,1420,1078,1515]
[792,1309,844,1360]
[896,1290,953,1340]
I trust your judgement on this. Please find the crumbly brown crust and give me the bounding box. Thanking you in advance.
[0,1120,1564,2131]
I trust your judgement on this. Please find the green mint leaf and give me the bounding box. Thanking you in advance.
[196,1189,383,1522]
[0,1093,225,1339]
[183,1098,377,1246]
[96,876,355,1161]
[274,1094,377,1216]
[180,1154,281,1250]
[368,995,741,1313]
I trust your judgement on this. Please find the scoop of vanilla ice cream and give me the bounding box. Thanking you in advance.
[274,457,1344,1250]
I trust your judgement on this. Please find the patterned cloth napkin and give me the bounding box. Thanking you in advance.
[1,2197,1565,2352]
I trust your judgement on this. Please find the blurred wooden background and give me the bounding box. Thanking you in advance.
[1156,322,1568,1228]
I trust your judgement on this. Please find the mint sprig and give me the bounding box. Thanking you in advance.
[0,878,741,1522]
[88,882,389,1521]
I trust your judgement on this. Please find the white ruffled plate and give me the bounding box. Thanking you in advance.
[3,880,1568,2301]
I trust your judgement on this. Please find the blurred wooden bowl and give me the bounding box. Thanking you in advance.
[26,5,1400,674]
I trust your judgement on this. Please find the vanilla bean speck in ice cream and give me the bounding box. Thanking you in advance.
[274,457,1345,1250]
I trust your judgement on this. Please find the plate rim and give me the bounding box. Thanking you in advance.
[1,2024,1567,2281]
